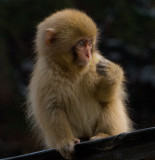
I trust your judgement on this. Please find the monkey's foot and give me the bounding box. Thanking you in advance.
[90,133,110,141]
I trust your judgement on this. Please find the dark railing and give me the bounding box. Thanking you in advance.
[1,127,155,160]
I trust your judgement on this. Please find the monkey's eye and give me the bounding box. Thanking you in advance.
[77,40,85,47]
[88,40,93,46]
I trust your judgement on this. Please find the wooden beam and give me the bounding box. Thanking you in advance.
[74,127,155,160]
[2,127,155,160]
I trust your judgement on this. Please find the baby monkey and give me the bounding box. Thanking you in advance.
[27,9,132,159]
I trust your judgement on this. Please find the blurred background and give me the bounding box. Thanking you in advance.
[0,0,155,159]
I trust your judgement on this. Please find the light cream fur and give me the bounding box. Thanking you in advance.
[27,9,132,159]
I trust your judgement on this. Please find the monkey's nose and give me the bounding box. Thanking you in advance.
[85,49,91,59]
[86,53,90,58]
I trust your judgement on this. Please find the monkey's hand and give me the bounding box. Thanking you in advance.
[58,138,80,159]
[96,59,124,84]
[90,133,110,141]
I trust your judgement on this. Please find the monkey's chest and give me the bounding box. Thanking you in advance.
[66,88,101,138]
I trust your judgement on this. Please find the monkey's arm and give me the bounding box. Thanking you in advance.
[90,99,131,140]
[95,58,124,103]
[90,56,131,140]
[36,105,80,159]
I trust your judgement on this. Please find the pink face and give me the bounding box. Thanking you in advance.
[74,39,93,67]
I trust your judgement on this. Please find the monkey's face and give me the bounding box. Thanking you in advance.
[73,39,93,67]
[44,28,95,68]
[39,9,98,68]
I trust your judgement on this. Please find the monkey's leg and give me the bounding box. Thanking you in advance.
[38,108,80,159]
[90,100,131,141]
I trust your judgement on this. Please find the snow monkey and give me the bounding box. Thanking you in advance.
[27,9,132,159]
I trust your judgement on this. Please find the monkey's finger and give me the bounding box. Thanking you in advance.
[98,59,109,65]
[60,145,74,160]
[90,133,109,141]
[97,61,107,67]
[73,138,80,144]
[96,67,108,76]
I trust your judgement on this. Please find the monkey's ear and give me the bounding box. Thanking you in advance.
[45,28,56,46]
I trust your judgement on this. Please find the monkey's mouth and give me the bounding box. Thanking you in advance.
[78,56,92,67]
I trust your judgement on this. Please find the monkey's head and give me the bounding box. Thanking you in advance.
[36,9,98,68]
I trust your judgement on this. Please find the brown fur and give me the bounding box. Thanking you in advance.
[27,9,132,159]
